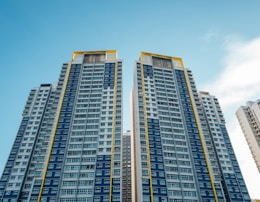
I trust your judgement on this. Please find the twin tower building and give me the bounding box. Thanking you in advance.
[0,50,250,201]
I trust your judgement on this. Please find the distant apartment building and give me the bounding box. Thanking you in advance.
[236,100,260,173]
[122,131,132,202]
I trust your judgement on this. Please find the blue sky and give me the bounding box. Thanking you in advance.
[1,1,260,199]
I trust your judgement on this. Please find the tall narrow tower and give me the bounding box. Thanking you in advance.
[122,131,132,202]
[0,50,123,202]
[131,52,250,202]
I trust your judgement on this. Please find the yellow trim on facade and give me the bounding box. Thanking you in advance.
[37,61,73,202]
[141,62,154,202]
[183,69,218,201]
[140,52,184,68]
[109,60,118,202]
[72,50,117,61]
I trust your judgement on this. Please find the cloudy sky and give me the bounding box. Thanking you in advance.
[1,1,260,199]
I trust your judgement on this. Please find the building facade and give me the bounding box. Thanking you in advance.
[199,92,250,202]
[131,52,250,202]
[122,131,132,202]
[0,50,251,202]
[236,100,260,173]
[0,50,123,202]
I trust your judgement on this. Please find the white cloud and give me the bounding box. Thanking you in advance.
[203,36,260,199]
[204,37,260,110]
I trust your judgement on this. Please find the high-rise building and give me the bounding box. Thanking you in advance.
[122,131,132,202]
[199,92,250,201]
[236,100,260,173]
[0,50,251,202]
[131,52,250,202]
[0,50,123,202]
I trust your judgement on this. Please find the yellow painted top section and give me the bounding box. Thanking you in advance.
[139,51,184,68]
[72,50,117,61]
